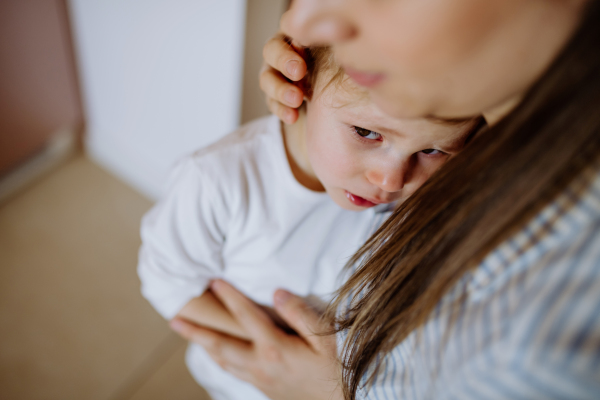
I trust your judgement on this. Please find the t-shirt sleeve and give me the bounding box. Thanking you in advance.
[137,156,229,319]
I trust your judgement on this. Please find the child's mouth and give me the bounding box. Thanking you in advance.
[345,191,378,208]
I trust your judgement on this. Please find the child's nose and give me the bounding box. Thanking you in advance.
[366,162,407,193]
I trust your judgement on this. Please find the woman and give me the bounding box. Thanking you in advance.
[171,0,600,398]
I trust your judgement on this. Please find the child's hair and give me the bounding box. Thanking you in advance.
[303,46,347,100]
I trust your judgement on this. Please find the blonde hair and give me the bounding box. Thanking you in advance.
[304,46,347,100]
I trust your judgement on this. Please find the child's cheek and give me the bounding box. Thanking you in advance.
[321,137,360,188]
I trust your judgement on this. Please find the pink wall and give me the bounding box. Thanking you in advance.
[0,0,82,175]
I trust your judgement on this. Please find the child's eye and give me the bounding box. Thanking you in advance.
[354,126,381,140]
[420,148,444,155]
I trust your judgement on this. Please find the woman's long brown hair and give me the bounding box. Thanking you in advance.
[327,1,600,398]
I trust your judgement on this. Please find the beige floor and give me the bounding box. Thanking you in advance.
[0,155,211,400]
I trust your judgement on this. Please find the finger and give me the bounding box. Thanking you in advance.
[273,290,333,353]
[170,318,255,380]
[259,66,304,108]
[267,97,300,125]
[210,280,281,343]
[263,34,307,82]
[170,317,248,349]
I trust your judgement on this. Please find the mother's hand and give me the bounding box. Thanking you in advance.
[260,34,307,125]
[170,280,343,400]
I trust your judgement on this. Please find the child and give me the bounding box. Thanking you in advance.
[138,47,482,400]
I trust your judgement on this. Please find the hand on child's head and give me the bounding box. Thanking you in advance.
[261,35,308,124]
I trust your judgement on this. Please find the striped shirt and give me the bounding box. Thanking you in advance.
[343,159,600,400]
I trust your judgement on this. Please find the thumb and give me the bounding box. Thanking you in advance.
[273,289,332,351]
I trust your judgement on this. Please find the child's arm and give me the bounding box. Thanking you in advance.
[138,158,241,337]
[175,290,251,341]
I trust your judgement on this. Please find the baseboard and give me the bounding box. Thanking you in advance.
[0,128,78,205]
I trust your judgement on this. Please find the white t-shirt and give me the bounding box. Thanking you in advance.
[138,115,387,400]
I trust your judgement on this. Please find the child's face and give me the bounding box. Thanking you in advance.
[304,78,476,211]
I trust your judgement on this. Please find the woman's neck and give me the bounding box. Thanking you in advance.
[281,107,325,192]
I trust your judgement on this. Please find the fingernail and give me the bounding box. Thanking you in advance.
[210,280,223,291]
[286,60,299,77]
[284,90,300,106]
[170,319,184,333]
[283,109,296,124]
[274,290,292,308]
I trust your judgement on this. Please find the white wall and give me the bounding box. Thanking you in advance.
[69,0,246,200]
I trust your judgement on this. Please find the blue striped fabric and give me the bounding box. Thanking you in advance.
[343,160,600,400]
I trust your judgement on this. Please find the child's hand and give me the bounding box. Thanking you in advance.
[170,280,343,400]
[260,34,307,125]
[173,290,251,341]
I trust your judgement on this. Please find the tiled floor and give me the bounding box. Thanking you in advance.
[0,155,210,400]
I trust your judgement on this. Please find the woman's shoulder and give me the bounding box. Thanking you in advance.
[467,158,600,299]
[441,160,600,397]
